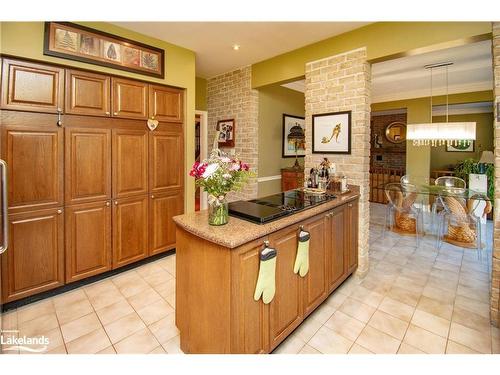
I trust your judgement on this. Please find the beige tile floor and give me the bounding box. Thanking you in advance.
[1,203,499,354]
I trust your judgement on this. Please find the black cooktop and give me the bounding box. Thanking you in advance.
[228,190,335,224]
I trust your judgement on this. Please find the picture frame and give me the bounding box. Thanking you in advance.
[282,114,305,158]
[44,22,165,78]
[446,141,475,152]
[312,111,351,154]
[217,119,235,148]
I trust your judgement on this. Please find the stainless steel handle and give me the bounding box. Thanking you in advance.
[0,159,8,255]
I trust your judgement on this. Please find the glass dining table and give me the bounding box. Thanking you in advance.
[374,181,492,250]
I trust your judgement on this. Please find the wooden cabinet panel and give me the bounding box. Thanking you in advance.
[268,226,303,350]
[149,191,183,256]
[65,70,110,116]
[112,195,148,269]
[2,124,63,213]
[1,58,64,113]
[148,84,183,123]
[1,208,64,303]
[149,130,183,194]
[302,214,328,317]
[65,128,111,205]
[112,129,148,198]
[65,201,111,283]
[347,200,359,273]
[327,206,346,292]
[111,78,147,119]
[231,240,269,354]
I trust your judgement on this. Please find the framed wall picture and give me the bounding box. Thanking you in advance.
[446,141,475,152]
[217,119,235,148]
[312,111,351,154]
[44,22,165,78]
[282,114,305,158]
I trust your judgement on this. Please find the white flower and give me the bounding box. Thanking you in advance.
[230,163,240,171]
[223,173,231,179]
[220,156,231,163]
[202,163,219,179]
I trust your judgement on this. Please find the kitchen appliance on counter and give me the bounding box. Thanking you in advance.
[228,189,335,224]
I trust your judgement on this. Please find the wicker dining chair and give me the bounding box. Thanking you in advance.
[383,182,424,247]
[436,194,490,259]
[431,176,466,234]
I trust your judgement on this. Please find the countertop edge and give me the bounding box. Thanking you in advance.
[174,187,360,249]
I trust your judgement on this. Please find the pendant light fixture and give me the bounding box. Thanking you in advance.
[406,62,476,147]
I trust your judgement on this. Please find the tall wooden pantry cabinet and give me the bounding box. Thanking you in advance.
[0,57,185,303]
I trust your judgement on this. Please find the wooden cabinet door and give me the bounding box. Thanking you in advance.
[1,208,64,303]
[302,214,328,317]
[111,78,147,119]
[65,70,110,116]
[66,201,111,283]
[65,128,111,205]
[112,195,148,269]
[268,225,303,350]
[149,130,183,194]
[327,206,346,292]
[231,239,269,354]
[347,200,359,274]
[149,191,183,256]
[148,84,183,123]
[1,124,63,213]
[1,58,64,113]
[112,129,148,198]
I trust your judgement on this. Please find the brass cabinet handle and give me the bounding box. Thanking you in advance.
[113,112,118,116]
[106,201,110,207]
[105,111,110,115]
[348,203,353,207]
[114,201,118,205]
[151,194,155,199]
[57,209,63,214]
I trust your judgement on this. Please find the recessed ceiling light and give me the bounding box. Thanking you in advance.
[232,44,240,51]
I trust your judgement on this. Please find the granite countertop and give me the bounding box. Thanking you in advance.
[173,186,360,249]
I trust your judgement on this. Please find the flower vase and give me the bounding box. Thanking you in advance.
[208,195,229,226]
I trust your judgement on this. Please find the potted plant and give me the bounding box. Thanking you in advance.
[189,150,255,225]
[453,158,494,203]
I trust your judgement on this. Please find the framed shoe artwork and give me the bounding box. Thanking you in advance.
[44,22,165,78]
[312,111,352,154]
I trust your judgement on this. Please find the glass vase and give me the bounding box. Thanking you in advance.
[208,195,229,226]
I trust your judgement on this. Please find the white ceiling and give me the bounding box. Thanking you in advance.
[371,40,493,102]
[281,40,493,103]
[113,22,370,78]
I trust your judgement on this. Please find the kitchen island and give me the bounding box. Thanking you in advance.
[173,186,360,354]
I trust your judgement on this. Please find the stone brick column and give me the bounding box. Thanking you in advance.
[304,48,371,276]
[207,66,259,201]
[492,22,500,327]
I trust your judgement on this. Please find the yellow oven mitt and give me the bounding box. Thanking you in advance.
[294,229,310,277]
[254,244,277,304]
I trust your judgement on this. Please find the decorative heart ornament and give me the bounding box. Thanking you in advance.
[147,118,159,131]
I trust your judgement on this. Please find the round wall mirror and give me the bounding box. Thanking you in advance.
[385,122,407,144]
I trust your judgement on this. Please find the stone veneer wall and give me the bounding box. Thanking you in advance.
[207,66,259,201]
[492,22,500,327]
[304,48,371,276]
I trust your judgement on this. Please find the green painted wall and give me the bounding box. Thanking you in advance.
[0,21,197,212]
[371,91,494,182]
[430,112,494,170]
[258,85,305,197]
[195,77,207,111]
[252,22,491,88]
